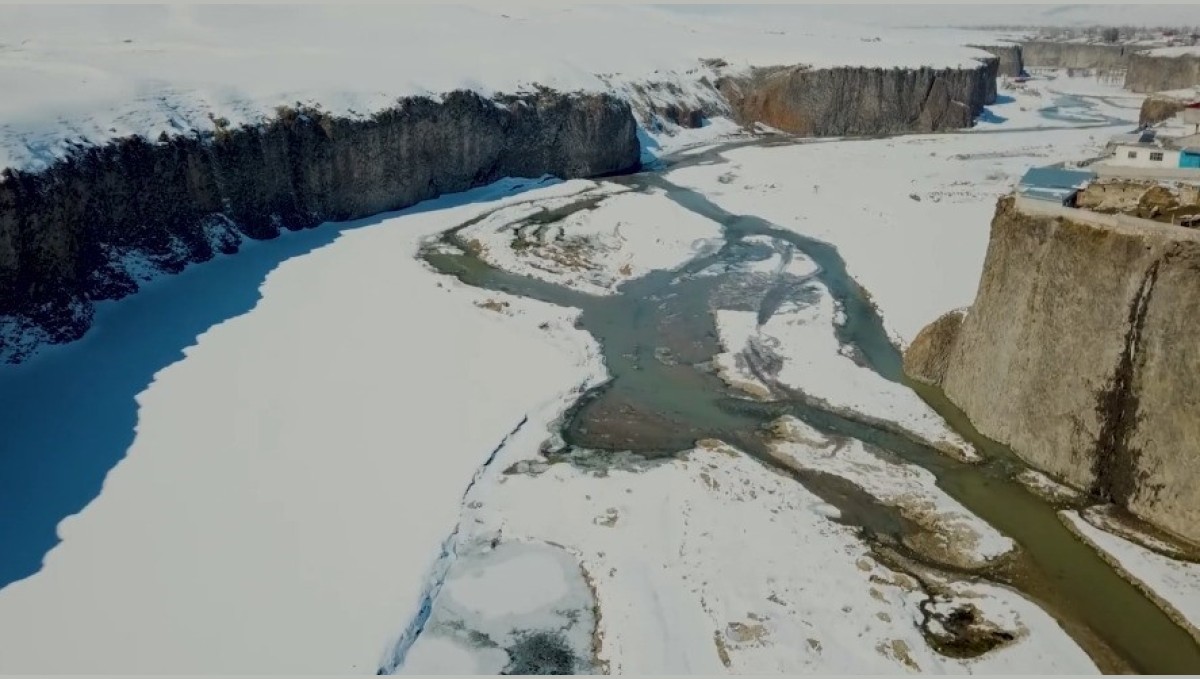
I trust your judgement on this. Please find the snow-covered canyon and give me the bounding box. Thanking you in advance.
[4,4,1200,676]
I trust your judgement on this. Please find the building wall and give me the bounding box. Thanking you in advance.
[1110,145,1181,169]
[1093,163,1200,181]
[1017,186,1074,204]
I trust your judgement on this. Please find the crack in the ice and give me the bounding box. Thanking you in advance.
[376,414,530,675]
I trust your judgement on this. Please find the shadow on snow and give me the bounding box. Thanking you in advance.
[0,176,559,591]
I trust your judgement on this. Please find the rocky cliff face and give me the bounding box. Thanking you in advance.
[1020,41,1130,72]
[970,44,1024,77]
[717,60,998,136]
[0,60,1002,362]
[906,196,1200,543]
[1126,53,1200,94]
[1139,94,1190,126]
[0,90,640,360]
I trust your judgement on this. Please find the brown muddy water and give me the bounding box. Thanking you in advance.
[423,141,1200,674]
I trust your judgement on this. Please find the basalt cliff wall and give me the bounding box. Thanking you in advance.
[970,44,1024,77]
[906,196,1200,543]
[0,90,640,360]
[1126,53,1200,94]
[717,60,998,136]
[1,60,1001,361]
[1020,41,1131,72]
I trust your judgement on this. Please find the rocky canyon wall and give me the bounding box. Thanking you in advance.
[1126,53,1200,94]
[970,44,1024,77]
[906,196,1200,543]
[717,60,998,136]
[1021,41,1130,72]
[1,59,1002,362]
[0,90,640,360]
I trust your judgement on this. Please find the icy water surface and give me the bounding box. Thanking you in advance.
[422,142,1200,674]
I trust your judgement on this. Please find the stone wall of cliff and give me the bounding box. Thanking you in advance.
[970,44,1024,77]
[717,60,997,136]
[1139,94,1190,126]
[1126,53,1200,94]
[1020,41,1130,71]
[906,196,1200,543]
[0,90,640,360]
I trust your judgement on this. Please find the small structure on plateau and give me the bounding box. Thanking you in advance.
[1017,166,1097,205]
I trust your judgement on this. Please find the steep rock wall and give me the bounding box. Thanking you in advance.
[906,196,1200,543]
[1021,41,1130,71]
[1139,94,1190,126]
[1126,53,1200,94]
[717,60,997,136]
[0,90,640,360]
[970,44,1024,77]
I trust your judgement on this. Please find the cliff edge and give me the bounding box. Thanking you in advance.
[907,196,1200,543]
[0,90,640,361]
[969,44,1024,77]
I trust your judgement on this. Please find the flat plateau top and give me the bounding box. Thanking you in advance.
[0,5,1016,173]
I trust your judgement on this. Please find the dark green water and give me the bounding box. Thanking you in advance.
[424,144,1200,674]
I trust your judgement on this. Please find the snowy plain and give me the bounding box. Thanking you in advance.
[0,4,1006,172]
[1146,45,1200,58]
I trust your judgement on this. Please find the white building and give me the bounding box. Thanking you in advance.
[1096,123,1200,178]
[1111,144,1182,169]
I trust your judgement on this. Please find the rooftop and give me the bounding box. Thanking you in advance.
[1019,166,1097,190]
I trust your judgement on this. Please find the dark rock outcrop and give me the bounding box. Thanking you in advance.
[0,90,640,360]
[652,103,707,129]
[1139,94,1190,126]
[717,60,997,136]
[970,44,1024,77]
[905,196,1200,543]
[1126,52,1200,94]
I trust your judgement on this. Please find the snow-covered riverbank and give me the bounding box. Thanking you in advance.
[664,107,1131,347]
[1064,509,1200,644]
[0,179,608,673]
[407,434,1093,673]
[455,183,724,297]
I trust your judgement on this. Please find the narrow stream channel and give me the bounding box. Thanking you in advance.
[423,140,1200,674]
